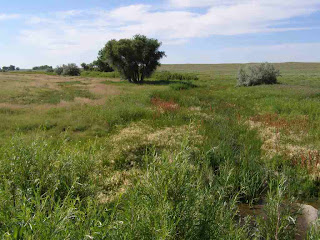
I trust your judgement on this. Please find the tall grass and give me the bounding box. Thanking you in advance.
[0,137,252,239]
[0,136,101,238]
[255,176,298,239]
[0,137,302,239]
[110,147,250,239]
[2,63,320,238]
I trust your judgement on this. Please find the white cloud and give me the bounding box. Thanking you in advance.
[109,5,151,22]
[170,0,320,8]
[169,0,239,8]
[20,1,320,45]
[0,14,20,21]
[10,0,320,66]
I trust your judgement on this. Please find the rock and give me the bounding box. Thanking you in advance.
[296,204,318,240]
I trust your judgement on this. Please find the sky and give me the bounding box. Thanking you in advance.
[1,0,320,68]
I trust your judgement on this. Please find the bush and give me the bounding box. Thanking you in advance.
[154,71,199,81]
[46,68,54,73]
[33,65,53,71]
[255,176,298,240]
[55,64,80,76]
[237,62,280,86]
[54,66,63,75]
[62,63,80,76]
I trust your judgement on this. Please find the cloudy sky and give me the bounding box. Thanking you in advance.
[1,0,320,68]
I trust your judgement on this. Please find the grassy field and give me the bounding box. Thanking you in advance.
[1,63,320,239]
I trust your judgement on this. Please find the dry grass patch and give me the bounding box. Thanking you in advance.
[0,73,122,109]
[98,123,203,204]
[248,119,320,178]
[108,122,203,168]
[250,113,309,134]
[97,169,140,204]
[189,106,215,120]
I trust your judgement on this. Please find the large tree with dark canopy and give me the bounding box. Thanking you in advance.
[102,35,166,83]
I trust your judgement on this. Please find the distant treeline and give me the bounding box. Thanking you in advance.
[32,65,53,71]
[1,65,20,72]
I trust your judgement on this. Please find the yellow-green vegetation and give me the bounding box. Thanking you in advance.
[1,63,320,238]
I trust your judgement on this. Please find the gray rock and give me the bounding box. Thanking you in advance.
[296,204,318,240]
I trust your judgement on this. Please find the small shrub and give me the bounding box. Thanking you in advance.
[62,63,80,76]
[46,68,54,73]
[237,62,280,86]
[255,176,298,240]
[55,64,80,76]
[54,66,63,75]
[154,71,199,81]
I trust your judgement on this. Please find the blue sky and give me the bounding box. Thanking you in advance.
[1,0,320,68]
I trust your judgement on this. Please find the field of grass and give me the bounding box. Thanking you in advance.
[1,63,320,239]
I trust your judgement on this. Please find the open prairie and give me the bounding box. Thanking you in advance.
[1,63,320,239]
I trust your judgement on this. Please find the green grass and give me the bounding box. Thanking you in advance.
[58,80,86,85]
[8,87,96,105]
[9,71,57,75]
[81,71,121,78]
[1,63,320,238]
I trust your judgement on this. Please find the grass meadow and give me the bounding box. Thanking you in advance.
[1,63,320,239]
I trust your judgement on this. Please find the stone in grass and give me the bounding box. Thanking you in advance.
[296,204,319,239]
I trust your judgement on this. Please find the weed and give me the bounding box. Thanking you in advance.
[255,176,298,240]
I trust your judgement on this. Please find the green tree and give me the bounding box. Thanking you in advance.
[33,65,52,71]
[55,64,80,76]
[103,35,166,83]
[81,63,90,71]
[93,58,113,72]
[62,63,80,76]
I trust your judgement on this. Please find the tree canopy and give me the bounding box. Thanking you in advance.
[2,65,16,71]
[81,58,113,72]
[102,35,166,83]
[33,65,53,71]
[94,50,114,72]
